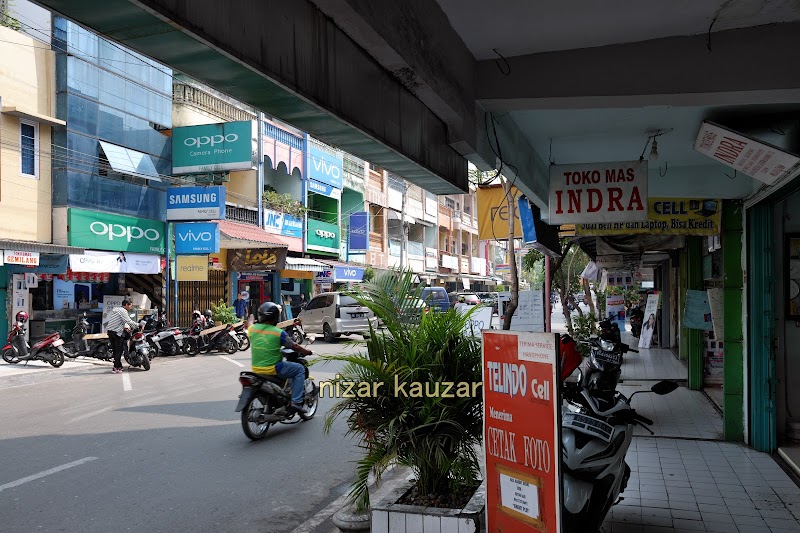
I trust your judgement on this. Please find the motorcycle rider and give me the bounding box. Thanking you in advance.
[250,302,313,415]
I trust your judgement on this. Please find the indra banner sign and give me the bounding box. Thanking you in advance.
[67,207,166,255]
[172,121,256,174]
[167,186,226,221]
[307,219,340,255]
[483,330,561,532]
[548,160,648,225]
[574,198,721,236]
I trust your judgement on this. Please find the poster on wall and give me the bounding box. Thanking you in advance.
[605,294,626,329]
[704,330,724,386]
[707,287,724,338]
[683,290,714,330]
[638,293,661,349]
[786,235,800,320]
[102,296,126,332]
[53,279,75,310]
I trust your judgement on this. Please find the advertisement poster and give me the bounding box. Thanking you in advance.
[457,305,494,336]
[605,294,626,329]
[574,198,721,237]
[638,293,661,349]
[707,287,724,339]
[683,290,714,331]
[483,330,561,533]
[476,184,523,241]
[498,291,544,332]
[704,330,724,386]
[102,296,126,332]
[53,279,75,310]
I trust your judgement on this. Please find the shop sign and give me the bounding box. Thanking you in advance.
[458,305,493,337]
[307,219,340,255]
[461,257,470,272]
[426,248,438,270]
[498,291,544,332]
[67,208,165,254]
[307,179,342,200]
[348,212,369,252]
[315,270,333,283]
[440,253,458,270]
[264,208,303,238]
[7,254,67,273]
[549,160,648,225]
[172,121,256,174]
[166,186,226,221]
[175,222,220,255]
[3,250,39,266]
[575,198,721,236]
[307,141,343,190]
[483,330,561,532]
[176,255,209,281]
[69,251,162,274]
[333,266,364,283]
[227,247,288,272]
[694,121,800,185]
[477,185,523,241]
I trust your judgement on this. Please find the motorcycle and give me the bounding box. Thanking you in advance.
[561,377,679,532]
[67,312,112,361]
[124,326,151,370]
[629,307,644,338]
[142,310,188,357]
[279,317,306,345]
[579,336,638,392]
[3,321,67,367]
[235,345,319,440]
[598,317,622,344]
[232,321,250,351]
[184,322,239,355]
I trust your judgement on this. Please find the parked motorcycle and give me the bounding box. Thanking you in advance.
[561,377,678,532]
[579,336,638,392]
[598,317,622,344]
[67,312,112,361]
[629,307,644,338]
[141,310,186,357]
[232,321,250,351]
[2,313,67,367]
[283,318,306,345]
[235,345,319,440]
[184,322,239,355]
[124,326,151,370]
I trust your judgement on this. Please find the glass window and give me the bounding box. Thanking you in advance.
[98,105,126,145]
[66,20,98,63]
[67,94,98,137]
[66,56,99,99]
[98,69,126,113]
[20,122,37,177]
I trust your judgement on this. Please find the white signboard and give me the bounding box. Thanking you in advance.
[694,121,800,185]
[596,255,624,268]
[69,251,161,274]
[4,250,40,266]
[498,291,544,332]
[549,160,648,225]
[457,305,494,336]
[499,473,540,521]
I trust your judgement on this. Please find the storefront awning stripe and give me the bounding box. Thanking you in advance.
[285,257,332,272]
[0,240,84,255]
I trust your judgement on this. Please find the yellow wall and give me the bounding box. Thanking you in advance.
[0,26,56,243]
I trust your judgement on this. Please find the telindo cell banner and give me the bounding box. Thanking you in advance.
[574,198,721,236]
[67,208,165,254]
[227,247,288,272]
[348,211,369,252]
[166,185,226,221]
[694,121,800,186]
[483,330,561,533]
[171,121,256,174]
[307,219,340,254]
[176,255,209,282]
[174,222,220,255]
[548,160,648,225]
[476,185,523,241]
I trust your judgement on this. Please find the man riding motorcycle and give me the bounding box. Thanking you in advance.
[250,302,313,414]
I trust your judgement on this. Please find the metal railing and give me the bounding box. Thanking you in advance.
[263,122,303,151]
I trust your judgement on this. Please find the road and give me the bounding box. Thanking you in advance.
[0,336,369,533]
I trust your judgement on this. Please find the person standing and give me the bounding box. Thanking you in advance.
[234,292,248,320]
[105,299,139,373]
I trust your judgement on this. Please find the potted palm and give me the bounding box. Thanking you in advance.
[321,269,485,531]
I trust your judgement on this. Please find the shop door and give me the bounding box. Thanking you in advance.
[238,280,265,319]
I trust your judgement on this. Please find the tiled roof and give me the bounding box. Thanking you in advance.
[218,220,288,247]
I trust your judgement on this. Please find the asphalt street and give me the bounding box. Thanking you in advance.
[0,335,370,533]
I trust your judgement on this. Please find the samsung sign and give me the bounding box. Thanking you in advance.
[175,222,220,255]
[172,121,256,174]
[167,186,226,221]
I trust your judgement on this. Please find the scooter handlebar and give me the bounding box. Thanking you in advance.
[635,413,653,425]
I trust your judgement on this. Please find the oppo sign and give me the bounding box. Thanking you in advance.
[90,221,161,243]
[183,133,239,148]
[315,229,336,240]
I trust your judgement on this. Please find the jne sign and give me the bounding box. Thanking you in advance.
[548,160,648,225]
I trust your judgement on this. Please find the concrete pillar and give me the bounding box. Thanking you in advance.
[722,201,744,441]
[686,237,704,390]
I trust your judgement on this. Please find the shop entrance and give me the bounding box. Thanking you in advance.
[238,275,274,319]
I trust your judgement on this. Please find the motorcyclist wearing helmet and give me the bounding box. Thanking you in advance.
[250,301,313,414]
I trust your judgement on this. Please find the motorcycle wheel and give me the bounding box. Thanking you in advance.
[299,379,319,421]
[141,353,151,371]
[225,336,238,355]
[292,330,304,346]
[241,395,272,440]
[183,337,199,356]
[237,334,250,351]
[49,349,65,368]
[3,348,18,364]
[94,344,111,361]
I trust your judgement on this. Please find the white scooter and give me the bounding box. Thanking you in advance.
[560,374,678,532]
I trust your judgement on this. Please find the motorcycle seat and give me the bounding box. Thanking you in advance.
[240,371,285,386]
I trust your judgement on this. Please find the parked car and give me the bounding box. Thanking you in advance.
[449,292,481,306]
[420,287,451,312]
[476,292,499,314]
[297,292,377,342]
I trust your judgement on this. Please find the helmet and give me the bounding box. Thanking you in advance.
[257,302,282,324]
[192,310,201,318]
[204,309,213,318]
[15,311,28,324]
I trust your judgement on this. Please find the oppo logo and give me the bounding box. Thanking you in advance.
[90,222,160,243]
[315,229,336,239]
[183,133,238,147]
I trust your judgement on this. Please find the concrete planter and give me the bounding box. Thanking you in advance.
[371,479,485,533]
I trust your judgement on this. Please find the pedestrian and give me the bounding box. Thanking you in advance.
[233,292,248,320]
[105,299,139,373]
[299,293,307,310]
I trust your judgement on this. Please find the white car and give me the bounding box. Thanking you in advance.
[298,292,377,342]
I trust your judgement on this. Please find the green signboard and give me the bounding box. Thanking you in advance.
[307,219,340,255]
[172,121,256,174]
[68,208,166,254]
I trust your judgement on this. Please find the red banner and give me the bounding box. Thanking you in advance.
[38,270,110,283]
[483,330,561,532]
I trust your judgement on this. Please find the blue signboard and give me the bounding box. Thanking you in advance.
[307,142,343,190]
[263,209,303,239]
[334,266,364,283]
[307,179,341,199]
[8,254,68,274]
[518,197,537,244]
[175,222,220,254]
[349,211,369,252]
[167,186,226,221]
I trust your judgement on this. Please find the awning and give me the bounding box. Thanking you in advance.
[285,257,332,273]
[1,106,65,127]
[218,220,289,248]
[99,141,161,181]
[386,210,416,224]
[0,239,84,255]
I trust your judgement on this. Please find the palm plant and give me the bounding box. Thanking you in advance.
[321,269,484,512]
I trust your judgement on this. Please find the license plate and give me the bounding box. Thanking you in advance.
[53,339,64,347]
[350,313,365,318]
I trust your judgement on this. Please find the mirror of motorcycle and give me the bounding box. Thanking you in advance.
[651,380,679,395]
[306,334,316,345]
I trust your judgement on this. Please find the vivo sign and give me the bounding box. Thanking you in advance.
[307,141,343,190]
[333,266,364,282]
[175,222,220,255]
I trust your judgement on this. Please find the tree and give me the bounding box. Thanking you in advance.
[0,1,21,31]
[501,176,519,331]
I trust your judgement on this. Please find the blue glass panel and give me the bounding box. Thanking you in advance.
[66,132,99,175]
[66,56,99,99]
[98,105,126,145]
[66,95,99,137]
[97,69,126,113]
[20,123,35,175]
[65,171,166,220]
[66,20,97,63]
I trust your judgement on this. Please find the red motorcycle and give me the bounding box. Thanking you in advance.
[2,312,67,367]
